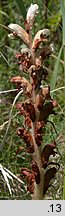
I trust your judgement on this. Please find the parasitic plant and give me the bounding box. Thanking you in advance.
[8,3,60,200]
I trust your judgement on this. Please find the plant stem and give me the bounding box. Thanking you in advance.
[28,27,44,200]
[32,123,44,200]
[33,168,44,200]
[31,92,44,200]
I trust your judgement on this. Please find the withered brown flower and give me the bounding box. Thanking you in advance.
[35,86,51,110]
[43,167,57,195]
[20,168,35,193]
[35,121,45,146]
[17,127,34,153]
[41,142,56,168]
[32,160,40,184]
[22,100,36,122]
[11,76,32,97]
[39,100,57,122]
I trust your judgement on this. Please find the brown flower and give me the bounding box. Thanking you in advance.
[16,48,32,71]
[29,65,46,89]
[22,99,36,122]
[32,161,40,184]
[41,142,56,168]
[43,167,57,195]
[16,100,36,124]
[35,86,51,110]
[39,100,57,122]
[20,168,35,193]
[25,115,32,128]
[35,46,53,67]
[35,121,44,146]
[17,127,34,153]
[11,76,32,97]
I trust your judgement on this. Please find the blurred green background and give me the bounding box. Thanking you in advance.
[0,0,65,199]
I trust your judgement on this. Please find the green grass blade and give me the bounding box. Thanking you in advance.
[15,0,26,20]
[0,10,9,18]
[50,45,63,93]
[63,154,65,200]
[59,1,65,200]
[59,0,65,44]
[1,89,23,151]
[59,0,65,82]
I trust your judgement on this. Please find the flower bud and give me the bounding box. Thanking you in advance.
[8,23,29,46]
[26,3,39,27]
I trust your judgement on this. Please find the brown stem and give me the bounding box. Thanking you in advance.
[31,98,44,200]
[33,168,44,200]
[31,122,44,200]
[28,28,44,200]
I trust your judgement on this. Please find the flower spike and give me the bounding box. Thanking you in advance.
[8,3,60,200]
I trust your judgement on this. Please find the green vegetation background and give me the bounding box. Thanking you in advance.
[0,0,65,199]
